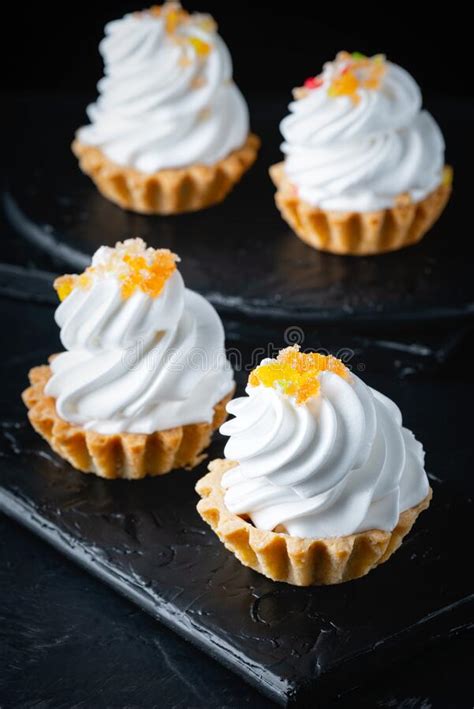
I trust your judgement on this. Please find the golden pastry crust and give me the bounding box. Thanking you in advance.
[22,363,233,479]
[196,459,432,586]
[72,134,260,215]
[269,162,452,256]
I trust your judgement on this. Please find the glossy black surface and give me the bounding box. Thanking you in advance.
[4,93,474,325]
[0,284,473,706]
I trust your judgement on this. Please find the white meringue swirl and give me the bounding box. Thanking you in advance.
[280,59,445,211]
[45,255,234,435]
[220,372,429,538]
[77,8,249,172]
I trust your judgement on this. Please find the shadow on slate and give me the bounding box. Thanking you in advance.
[0,296,473,706]
[4,93,474,374]
[4,92,474,327]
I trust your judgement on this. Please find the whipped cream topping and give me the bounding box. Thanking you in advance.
[77,3,249,172]
[45,239,234,434]
[221,351,429,538]
[280,53,445,212]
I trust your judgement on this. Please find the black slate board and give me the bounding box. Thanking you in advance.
[4,93,474,326]
[0,293,473,706]
[3,515,473,709]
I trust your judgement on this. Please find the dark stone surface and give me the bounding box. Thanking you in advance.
[0,512,273,709]
[0,291,473,706]
[1,512,472,709]
[4,93,474,325]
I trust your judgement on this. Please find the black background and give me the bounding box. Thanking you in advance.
[4,2,473,98]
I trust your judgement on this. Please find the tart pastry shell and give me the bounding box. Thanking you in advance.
[72,134,260,215]
[269,162,451,256]
[22,363,233,479]
[196,459,432,586]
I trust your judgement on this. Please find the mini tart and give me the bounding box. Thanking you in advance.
[23,363,233,479]
[196,459,432,586]
[72,134,260,215]
[269,162,452,256]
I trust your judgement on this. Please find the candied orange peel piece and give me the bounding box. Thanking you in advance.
[327,69,360,103]
[148,3,216,44]
[294,52,386,104]
[120,248,177,299]
[54,275,79,302]
[53,239,179,302]
[248,346,350,404]
[54,272,93,302]
[327,51,387,104]
[149,2,188,33]
[188,36,211,56]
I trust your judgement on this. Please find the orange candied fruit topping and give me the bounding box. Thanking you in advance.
[53,239,179,302]
[149,2,189,33]
[54,272,92,302]
[120,249,177,299]
[327,51,386,104]
[148,3,215,56]
[54,275,77,302]
[188,36,211,56]
[248,346,350,405]
[328,69,360,103]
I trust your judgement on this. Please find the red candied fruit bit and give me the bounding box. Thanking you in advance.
[304,76,323,90]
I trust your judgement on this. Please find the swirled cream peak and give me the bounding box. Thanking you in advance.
[280,51,447,212]
[220,346,429,538]
[77,2,249,172]
[46,238,234,434]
